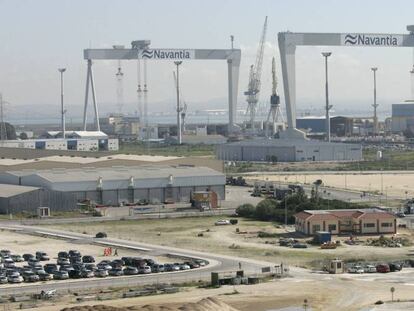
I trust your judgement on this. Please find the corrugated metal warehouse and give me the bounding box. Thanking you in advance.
[0,165,225,213]
[216,139,362,162]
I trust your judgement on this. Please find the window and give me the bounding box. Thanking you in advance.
[364,223,375,228]
[328,224,337,231]
[312,225,321,232]
[381,222,393,227]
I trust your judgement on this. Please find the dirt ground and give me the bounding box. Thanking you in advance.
[46,217,414,268]
[247,171,414,198]
[26,274,414,311]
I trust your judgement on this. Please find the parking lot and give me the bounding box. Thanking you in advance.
[0,230,207,287]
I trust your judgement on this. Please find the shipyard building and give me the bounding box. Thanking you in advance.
[0,165,225,214]
[391,101,414,133]
[216,139,362,162]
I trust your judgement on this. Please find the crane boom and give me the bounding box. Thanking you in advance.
[245,16,268,131]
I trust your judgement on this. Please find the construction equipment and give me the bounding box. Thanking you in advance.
[245,16,268,131]
[266,57,284,137]
[173,71,187,136]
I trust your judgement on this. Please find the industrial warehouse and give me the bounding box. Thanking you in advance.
[216,139,362,162]
[0,165,225,213]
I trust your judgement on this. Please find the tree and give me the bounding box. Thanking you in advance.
[236,204,256,218]
[0,122,17,140]
[255,199,277,221]
[19,132,28,140]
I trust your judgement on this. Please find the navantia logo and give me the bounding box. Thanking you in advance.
[343,34,401,46]
[141,49,193,59]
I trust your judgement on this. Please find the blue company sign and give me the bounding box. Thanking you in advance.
[342,34,402,46]
[140,49,194,59]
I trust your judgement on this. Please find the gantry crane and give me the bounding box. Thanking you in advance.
[245,16,268,131]
[266,57,284,137]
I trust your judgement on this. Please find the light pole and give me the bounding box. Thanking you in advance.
[174,61,183,144]
[58,68,66,138]
[371,67,378,135]
[322,52,332,142]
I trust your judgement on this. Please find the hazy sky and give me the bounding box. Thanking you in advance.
[1,0,414,121]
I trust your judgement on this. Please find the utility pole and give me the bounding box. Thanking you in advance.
[322,52,332,142]
[58,68,67,138]
[371,67,378,135]
[174,61,183,144]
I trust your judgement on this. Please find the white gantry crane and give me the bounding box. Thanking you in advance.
[245,16,268,132]
[266,57,284,137]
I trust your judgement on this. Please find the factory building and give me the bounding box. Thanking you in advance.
[216,139,362,162]
[0,165,225,213]
[391,101,414,133]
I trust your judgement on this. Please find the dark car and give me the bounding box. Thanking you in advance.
[152,264,165,273]
[121,257,135,266]
[72,263,86,271]
[44,264,58,274]
[68,270,83,279]
[376,264,390,273]
[85,263,96,271]
[69,250,81,258]
[82,255,95,263]
[123,266,138,275]
[389,263,403,272]
[23,254,35,261]
[38,271,53,281]
[81,269,94,278]
[57,258,70,265]
[95,232,107,238]
[70,257,82,264]
[110,259,124,268]
[58,251,69,259]
[53,270,69,280]
[108,268,124,276]
[36,252,50,261]
[0,250,11,258]
[59,264,75,273]
[185,261,200,269]
[23,271,40,282]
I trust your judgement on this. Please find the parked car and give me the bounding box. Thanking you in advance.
[194,259,208,267]
[36,252,50,261]
[68,270,83,279]
[108,268,124,276]
[185,262,200,269]
[94,269,109,278]
[10,254,24,262]
[152,264,165,273]
[97,263,112,271]
[363,265,377,273]
[44,264,58,274]
[22,271,40,282]
[110,260,124,268]
[389,263,403,272]
[69,250,81,258]
[95,232,107,238]
[396,212,406,218]
[3,258,15,268]
[28,259,41,267]
[0,250,11,258]
[70,257,82,264]
[215,219,231,226]
[348,265,364,274]
[38,271,53,281]
[53,270,69,280]
[82,255,95,263]
[23,254,34,261]
[179,263,191,270]
[138,266,151,274]
[376,264,391,273]
[0,275,8,284]
[58,251,69,259]
[59,265,75,273]
[81,269,94,278]
[85,263,97,271]
[164,264,180,272]
[123,266,138,275]
[57,258,70,265]
[292,243,308,249]
[8,274,23,283]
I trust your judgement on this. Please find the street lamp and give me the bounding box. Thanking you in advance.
[58,68,67,138]
[371,67,378,135]
[322,52,332,142]
[174,61,183,144]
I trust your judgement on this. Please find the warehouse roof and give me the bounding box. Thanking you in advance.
[4,165,223,183]
[295,208,394,221]
[0,184,39,198]
[223,138,360,148]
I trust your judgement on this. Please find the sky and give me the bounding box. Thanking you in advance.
[1,0,414,123]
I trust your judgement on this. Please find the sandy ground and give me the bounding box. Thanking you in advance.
[25,275,414,311]
[46,217,414,268]
[248,172,414,198]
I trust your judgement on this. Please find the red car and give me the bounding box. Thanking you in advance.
[376,264,390,273]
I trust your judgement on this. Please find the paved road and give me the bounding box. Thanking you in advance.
[0,224,275,296]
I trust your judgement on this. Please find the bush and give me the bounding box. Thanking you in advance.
[255,199,277,221]
[95,232,107,238]
[236,204,256,217]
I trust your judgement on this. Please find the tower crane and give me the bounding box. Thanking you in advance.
[245,16,268,131]
[173,71,187,135]
[266,57,284,137]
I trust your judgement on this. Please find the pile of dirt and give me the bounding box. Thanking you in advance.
[61,297,240,311]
